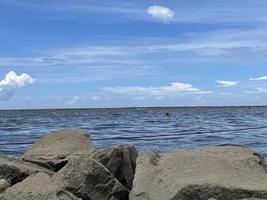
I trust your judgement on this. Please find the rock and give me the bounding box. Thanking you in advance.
[130,146,267,200]
[208,198,267,200]
[0,180,10,193]
[92,145,138,189]
[253,152,267,173]
[241,199,267,200]
[263,164,267,173]
[22,129,96,171]
[0,154,53,188]
[52,156,129,200]
[0,172,81,200]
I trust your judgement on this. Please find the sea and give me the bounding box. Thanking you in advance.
[0,106,267,161]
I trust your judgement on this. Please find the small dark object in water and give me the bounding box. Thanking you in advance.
[165,112,170,116]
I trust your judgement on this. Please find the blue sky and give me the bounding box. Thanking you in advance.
[1,0,267,109]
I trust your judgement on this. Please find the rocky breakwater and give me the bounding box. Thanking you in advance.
[0,128,266,200]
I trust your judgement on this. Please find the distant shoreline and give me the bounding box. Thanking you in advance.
[1,105,267,111]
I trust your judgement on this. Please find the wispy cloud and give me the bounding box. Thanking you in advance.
[216,80,239,87]
[147,5,174,22]
[249,76,267,81]
[103,82,211,97]
[243,87,267,94]
[146,28,267,60]
[3,28,267,86]
[4,27,267,69]
[0,71,36,100]
[4,0,267,24]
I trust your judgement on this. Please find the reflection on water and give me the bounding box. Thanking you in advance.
[0,107,267,160]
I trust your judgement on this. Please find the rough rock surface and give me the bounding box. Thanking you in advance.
[263,164,267,173]
[92,145,138,189]
[0,172,81,200]
[208,198,267,200]
[52,156,129,200]
[0,180,10,193]
[0,154,53,190]
[22,129,96,171]
[129,146,267,200]
[241,199,267,200]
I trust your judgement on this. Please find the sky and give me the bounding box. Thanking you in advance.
[1,0,267,109]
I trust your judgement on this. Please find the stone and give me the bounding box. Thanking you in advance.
[22,129,96,171]
[208,197,267,200]
[52,156,129,200]
[92,145,138,189]
[0,172,81,200]
[263,164,267,173]
[0,154,53,187]
[241,199,267,200]
[129,146,267,200]
[0,180,10,193]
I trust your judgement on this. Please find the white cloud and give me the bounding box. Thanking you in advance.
[91,96,100,101]
[133,96,145,101]
[67,96,80,105]
[249,76,267,81]
[147,5,174,21]
[0,71,36,100]
[216,80,239,87]
[243,87,267,94]
[103,82,211,97]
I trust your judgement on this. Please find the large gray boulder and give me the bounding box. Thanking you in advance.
[92,145,138,189]
[0,172,81,200]
[130,146,267,200]
[22,129,96,171]
[52,156,129,200]
[0,154,53,192]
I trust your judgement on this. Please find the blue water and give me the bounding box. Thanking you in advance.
[0,107,267,160]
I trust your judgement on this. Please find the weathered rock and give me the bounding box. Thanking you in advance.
[0,172,81,200]
[92,145,138,189]
[241,198,267,200]
[263,164,267,173]
[130,146,267,200]
[52,156,129,200]
[0,154,53,188]
[0,180,10,193]
[22,129,96,171]
[208,198,267,200]
[209,198,267,200]
[254,152,267,173]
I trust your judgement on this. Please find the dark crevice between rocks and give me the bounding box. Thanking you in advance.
[22,159,51,170]
[54,160,69,172]
[175,184,267,200]
[253,152,267,173]
[23,159,69,172]
[1,165,29,186]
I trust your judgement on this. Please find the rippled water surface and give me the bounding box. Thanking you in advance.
[0,107,267,159]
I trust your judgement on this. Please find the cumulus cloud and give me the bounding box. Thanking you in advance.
[216,80,239,87]
[147,5,174,21]
[0,71,36,100]
[249,76,267,81]
[103,82,211,97]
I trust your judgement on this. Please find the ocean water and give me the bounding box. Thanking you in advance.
[0,107,267,160]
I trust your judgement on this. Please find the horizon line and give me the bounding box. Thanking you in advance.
[1,104,267,111]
